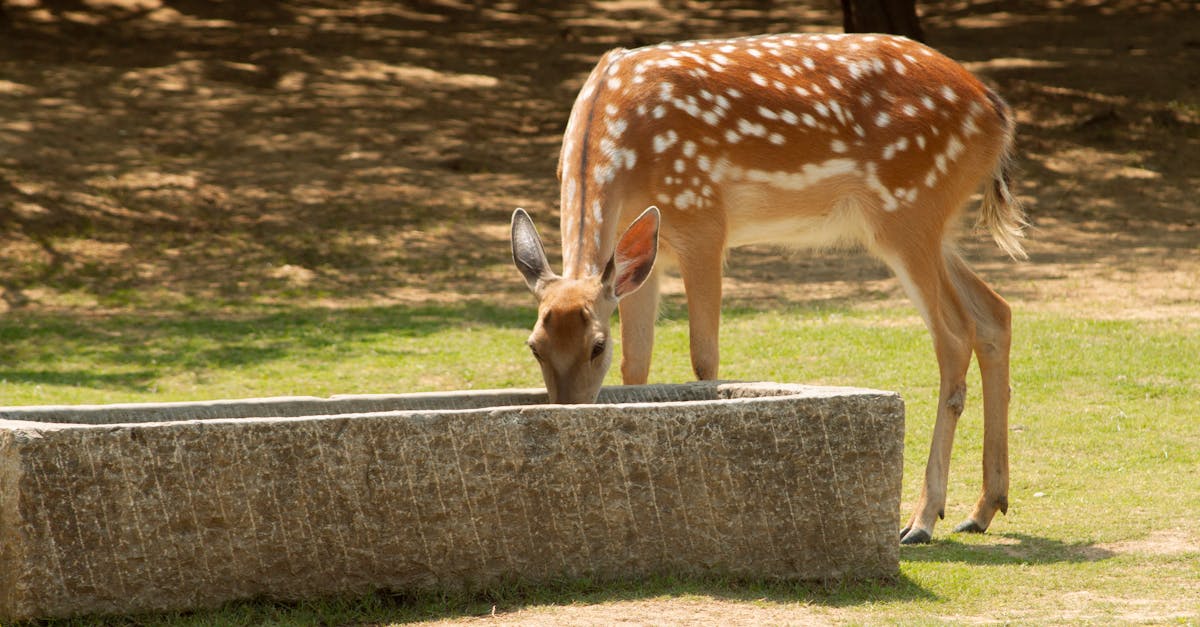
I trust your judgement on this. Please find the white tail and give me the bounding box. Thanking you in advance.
[512,32,1028,544]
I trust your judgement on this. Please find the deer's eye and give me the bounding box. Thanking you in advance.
[591,339,606,360]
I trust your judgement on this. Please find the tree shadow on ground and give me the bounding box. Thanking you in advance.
[0,302,531,393]
[3,0,1194,313]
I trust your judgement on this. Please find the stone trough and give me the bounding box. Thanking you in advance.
[0,381,904,621]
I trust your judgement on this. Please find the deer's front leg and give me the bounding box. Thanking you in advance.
[673,227,726,381]
[618,267,661,384]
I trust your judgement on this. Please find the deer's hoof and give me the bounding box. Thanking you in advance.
[900,527,932,545]
[953,519,987,534]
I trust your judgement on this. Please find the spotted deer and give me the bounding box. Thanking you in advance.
[510,32,1027,544]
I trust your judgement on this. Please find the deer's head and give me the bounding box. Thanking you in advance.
[510,207,659,403]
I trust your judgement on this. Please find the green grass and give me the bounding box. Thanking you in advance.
[3,302,1199,624]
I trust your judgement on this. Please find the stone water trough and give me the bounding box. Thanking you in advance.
[0,382,904,621]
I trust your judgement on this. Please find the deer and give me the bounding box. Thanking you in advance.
[510,32,1028,545]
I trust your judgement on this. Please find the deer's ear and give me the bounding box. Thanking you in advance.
[511,208,557,294]
[604,206,659,300]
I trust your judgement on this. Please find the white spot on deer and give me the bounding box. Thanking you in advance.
[740,157,860,191]
[829,100,846,124]
[750,73,767,87]
[816,42,830,51]
[697,154,712,172]
[962,115,981,136]
[941,85,958,102]
[606,117,627,137]
[564,178,577,209]
[653,105,666,119]
[802,57,816,70]
[674,159,685,173]
[725,129,741,144]
[864,162,899,211]
[658,82,674,101]
[780,64,796,78]
[831,139,847,153]
[794,85,811,97]
[682,140,697,158]
[935,153,948,174]
[719,45,735,53]
[945,135,965,160]
[924,169,938,187]
[748,48,763,58]
[801,112,817,128]
[769,132,786,145]
[702,110,719,125]
[727,87,742,98]
[653,130,678,153]
[675,189,698,210]
[902,103,919,117]
[815,102,830,118]
[758,106,779,120]
[853,123,865,137]
[712,53,730,66]
[780,109,799,125]
[737,118,767,137]
[892,59,907,75]
[617,148,637,170]
[859,92,874,107]
[916,134,927,150]
[828,76,843,90]
[593,163,615,184]
[875,111,891,127]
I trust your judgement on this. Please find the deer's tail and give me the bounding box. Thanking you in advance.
[979,89,1029,261]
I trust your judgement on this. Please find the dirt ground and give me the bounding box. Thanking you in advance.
[1,0,1198,320]
[0,0,1198,623]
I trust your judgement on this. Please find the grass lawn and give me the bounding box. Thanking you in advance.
[3,301,1197,624]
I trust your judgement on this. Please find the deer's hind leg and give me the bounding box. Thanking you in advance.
[946,251,1012,534]
[878,236,978,545]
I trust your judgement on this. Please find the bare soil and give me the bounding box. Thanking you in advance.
[1,0,1198,624]
[1,0,1198,320]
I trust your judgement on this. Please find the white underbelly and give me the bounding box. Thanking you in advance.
[723,182,871,249]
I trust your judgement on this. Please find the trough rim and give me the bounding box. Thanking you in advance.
[0,381,901,430]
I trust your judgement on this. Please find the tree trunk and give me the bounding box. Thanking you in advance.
[841,0,924,42]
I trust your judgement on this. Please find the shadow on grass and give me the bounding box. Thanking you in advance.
[50,571,935,626]
[0,368,160,392]
[0,301,533,393]
[901,532,1116,566]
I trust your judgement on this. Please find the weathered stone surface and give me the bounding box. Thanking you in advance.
[0,382,904,621]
